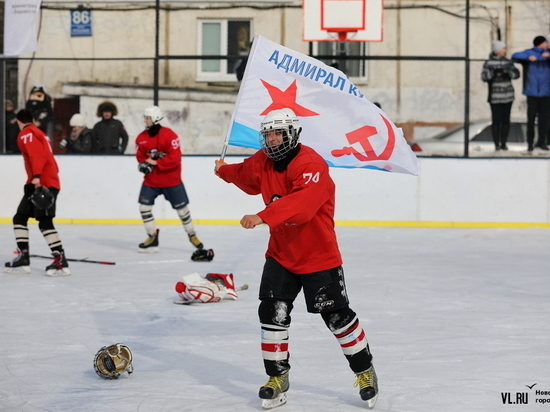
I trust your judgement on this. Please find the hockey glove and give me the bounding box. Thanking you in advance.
[191,249,214,262]
[138,162,154,175]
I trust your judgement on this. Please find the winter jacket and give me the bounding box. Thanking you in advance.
[481,52,520,104]
[25,99,53,134]
[92,118,129,154]
[5,110,19,153]
[65,128,93,153]
[511,47,550,97]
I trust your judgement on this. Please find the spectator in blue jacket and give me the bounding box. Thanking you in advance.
[512,36,550,151]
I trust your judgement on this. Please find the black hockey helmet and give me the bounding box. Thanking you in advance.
[29,186,54,210]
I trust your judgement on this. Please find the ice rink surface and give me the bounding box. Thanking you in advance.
[1,223,549,412]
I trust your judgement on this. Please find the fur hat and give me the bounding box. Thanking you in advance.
[491,40,506,54]
[97,101,118,117]
[533,35,547,47]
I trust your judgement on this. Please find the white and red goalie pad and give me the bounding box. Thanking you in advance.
[175,272,238,303]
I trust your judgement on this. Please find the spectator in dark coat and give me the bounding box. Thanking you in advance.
[5,100,20,153]
[92,101,129,154]
[25,85,53,137]
[481,40,520,150]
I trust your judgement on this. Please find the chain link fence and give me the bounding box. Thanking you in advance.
[3,1,546,158]
[4,54,540,158]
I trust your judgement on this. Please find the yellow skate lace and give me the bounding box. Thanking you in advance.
[354,370,375,390]
[263,373,289,394]
[143,234,156,246]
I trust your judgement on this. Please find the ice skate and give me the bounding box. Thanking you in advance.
[354,365,378,409]
[139,229,159,253]
[188,233,203,250]
[45,250,71,277]
[259,371,289,409]
[4,249,31,274]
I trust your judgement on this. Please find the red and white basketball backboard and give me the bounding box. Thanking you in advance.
[303,0,383,42]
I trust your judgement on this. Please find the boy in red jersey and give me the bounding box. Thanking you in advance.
[4,109,70,276]
[214,108,378,409]
[135,106,206,254]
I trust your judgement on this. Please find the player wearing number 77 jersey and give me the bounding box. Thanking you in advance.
[214,108,378,409]
[5,109,70,276]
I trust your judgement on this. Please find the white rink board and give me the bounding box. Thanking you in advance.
[1,155,549,224]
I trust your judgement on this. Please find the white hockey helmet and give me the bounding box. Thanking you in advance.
[93,344,134,380]
[143,105,164,129]
[69,113,86,127]
[259,108,301,161]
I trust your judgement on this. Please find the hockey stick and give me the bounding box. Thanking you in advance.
[29,254,116,265]
[174,284,249,305]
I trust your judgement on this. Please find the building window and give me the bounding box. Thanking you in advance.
[198,19,251,81]
[316,41,369,80]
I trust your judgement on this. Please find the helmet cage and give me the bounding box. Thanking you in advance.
[259,126,300,161]
[259,109,301,161]
[93,344,134,380]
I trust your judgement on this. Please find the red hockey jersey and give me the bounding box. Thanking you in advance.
[218,145,343,274]
[135,127,183,187]
[17,124,60,189]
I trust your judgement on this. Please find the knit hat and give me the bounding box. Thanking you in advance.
[533,35,547,47]
[491,40,506,54]
[69,113,87,127]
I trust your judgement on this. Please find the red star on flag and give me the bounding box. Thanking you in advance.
[260,80,320,117]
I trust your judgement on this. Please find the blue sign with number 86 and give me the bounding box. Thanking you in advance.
[71,10,92,37]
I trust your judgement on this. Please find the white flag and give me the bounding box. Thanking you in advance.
[225,35,419,175]
[3,0,42,56]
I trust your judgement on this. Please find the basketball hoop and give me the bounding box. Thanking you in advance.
[302,0,383,42]
[321,0,365,41]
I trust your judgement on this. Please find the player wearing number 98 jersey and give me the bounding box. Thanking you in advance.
[215,108,378,410]
[135,106,206,253]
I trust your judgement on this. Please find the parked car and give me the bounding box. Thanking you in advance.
[409,120,549,157]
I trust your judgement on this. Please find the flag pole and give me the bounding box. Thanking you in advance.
[220,35,259,160]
